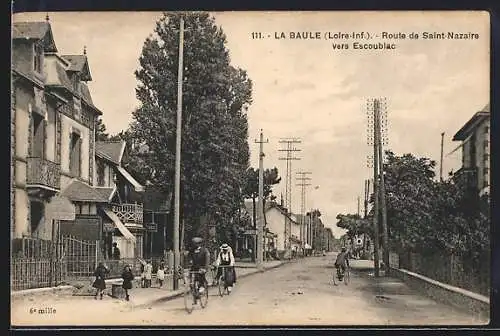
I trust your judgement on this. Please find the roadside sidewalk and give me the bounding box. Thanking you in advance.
[10,259,292,311]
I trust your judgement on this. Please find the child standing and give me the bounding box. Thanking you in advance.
[157,265,165,288]
[121,265,134,301]
[92,262,109,300]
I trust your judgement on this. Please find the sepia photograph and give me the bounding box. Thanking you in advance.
[10,10,490,326]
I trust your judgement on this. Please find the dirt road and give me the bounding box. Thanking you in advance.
[11,255,488,326]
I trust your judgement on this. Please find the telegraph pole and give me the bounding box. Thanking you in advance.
[363,179,370,253]
[255,130,268,270]
[367,98,380,277]
[172,16,184,290]
[296,171,312,254]
[364,179,370,218]
[278,138,301,257]
[375,98,390,274]
[357,196,360,217]
[440,132,445,181]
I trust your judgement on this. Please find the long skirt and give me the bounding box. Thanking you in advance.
[92,278,106,290]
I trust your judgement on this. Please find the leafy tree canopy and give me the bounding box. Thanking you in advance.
[128,12,253,242]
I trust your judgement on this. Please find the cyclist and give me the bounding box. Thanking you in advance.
[188,237,211,294]
[214,243,236,291]
[334,246,350,280]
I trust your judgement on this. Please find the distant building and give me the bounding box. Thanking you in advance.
[452,103,490,196]
[243,200,301,256]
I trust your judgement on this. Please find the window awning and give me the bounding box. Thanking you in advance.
[116,166,144,192]
[102,208,136,243]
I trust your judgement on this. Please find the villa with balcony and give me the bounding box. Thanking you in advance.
[94,140,145,259]
[11,18,145,261]
[12,19,104,246]
[452,103,490,197]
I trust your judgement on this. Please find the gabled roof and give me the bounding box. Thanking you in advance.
[12,22,57,52]
[61,180,115,203]
[95,141,126,165]
[61,55,92,81]
[453,104,490,141]
[80,83,97,108]
[243,200,298,223]
[243,200,274,216]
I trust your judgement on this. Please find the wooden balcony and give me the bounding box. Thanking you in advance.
[111,203,144,225]
[26,157,60,197]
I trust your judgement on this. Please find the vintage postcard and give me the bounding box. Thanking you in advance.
[11,11,490,326]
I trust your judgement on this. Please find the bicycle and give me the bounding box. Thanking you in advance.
[215,265,234,297]
[333,264,350,286]
[183,270,209,314]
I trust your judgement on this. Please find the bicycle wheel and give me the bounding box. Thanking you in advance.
[344,268,350,285]
[200,282,209,308]
[184,285,194,314]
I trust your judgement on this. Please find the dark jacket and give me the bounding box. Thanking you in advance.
[92,265,109,290]
[122,269,134,290]
[335,252,349,267]
[189,247,210,270]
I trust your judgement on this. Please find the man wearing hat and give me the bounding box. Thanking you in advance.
[188,237,211,294]
[215,243,236,291]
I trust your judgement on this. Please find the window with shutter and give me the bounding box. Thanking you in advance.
[42,119,48,159]
[33,43,43,73]
[78,137,82,177]
[69,131,82,177]
[31,113,45,158]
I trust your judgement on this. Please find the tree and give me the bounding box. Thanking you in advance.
[242,167,281,227]
[380,149,490,257]
[380,150,438,252]
[96,117,110,141]
[131,12,253,244]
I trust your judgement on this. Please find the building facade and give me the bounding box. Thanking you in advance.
[11,18,143,260]
[452,103,490,196]
[12,19,101,243]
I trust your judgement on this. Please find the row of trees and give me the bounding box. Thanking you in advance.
[97,12,282,247]
[336,150,490,264]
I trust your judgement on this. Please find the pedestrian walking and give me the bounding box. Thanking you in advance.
[140,262,146,288]
[157,265,165,288]
[92,262,109,300]
[144,260,153,288]
[112,242,121,260]
[121,265,134,301]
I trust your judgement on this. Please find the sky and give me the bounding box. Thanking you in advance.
[13,11,490,238]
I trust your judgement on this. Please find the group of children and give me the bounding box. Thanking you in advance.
[139,260,168,288]
[92,260,169,302]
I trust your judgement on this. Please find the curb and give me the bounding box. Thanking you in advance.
[11,276,143,298]
[11,285,76,298]
[137,261,291,307]
[390,267,490,320]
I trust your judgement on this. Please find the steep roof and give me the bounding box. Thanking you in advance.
[95,141,126,165]
[61,54,92,81]
[452,104,490,141]
[243,200,298,224]
[12,21,57,52]
[61,180,115,203]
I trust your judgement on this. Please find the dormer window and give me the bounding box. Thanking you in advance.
[34,43,43,73]
[72,74,80,92]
